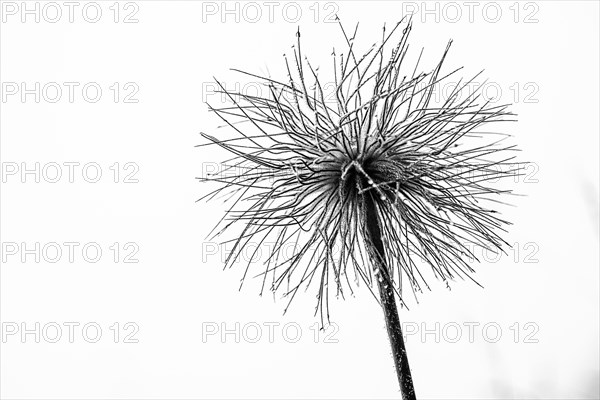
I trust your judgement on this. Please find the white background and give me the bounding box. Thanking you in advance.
[1,1,599,399]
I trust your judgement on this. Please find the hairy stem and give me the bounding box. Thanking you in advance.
[364,193,416,400]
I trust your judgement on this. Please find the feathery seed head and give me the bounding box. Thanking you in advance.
[199,18,521,321]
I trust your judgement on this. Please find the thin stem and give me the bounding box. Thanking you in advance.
[364,192,416,400]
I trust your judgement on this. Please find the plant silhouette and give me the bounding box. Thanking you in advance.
[199,18,521,399]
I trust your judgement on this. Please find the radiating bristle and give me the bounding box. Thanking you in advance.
[199,18,522,323]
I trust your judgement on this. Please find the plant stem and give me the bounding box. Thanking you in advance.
[364,193,416,400]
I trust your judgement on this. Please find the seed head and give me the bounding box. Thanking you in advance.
[199,19,521,321]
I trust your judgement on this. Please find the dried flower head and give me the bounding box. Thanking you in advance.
[198,19,520,323]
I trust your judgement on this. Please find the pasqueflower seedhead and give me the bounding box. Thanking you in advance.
[199,19,520,323]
